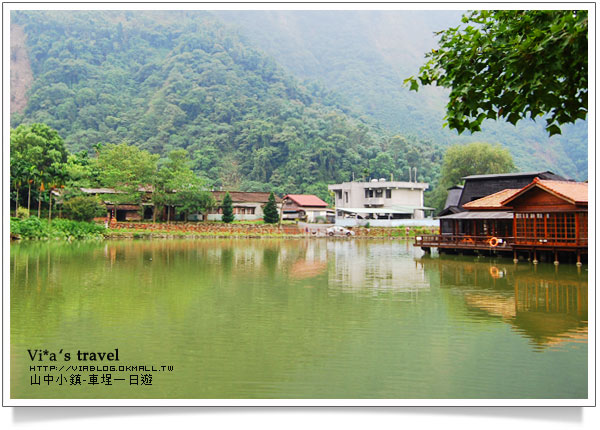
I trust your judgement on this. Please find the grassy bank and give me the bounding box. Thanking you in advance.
[11,218,439,241]
[10,217,106,240]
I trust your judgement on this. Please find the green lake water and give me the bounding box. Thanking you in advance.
[10,239,588,399]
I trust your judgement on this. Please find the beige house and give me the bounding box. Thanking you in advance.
[328,179,432,221]
[206,191,282,221]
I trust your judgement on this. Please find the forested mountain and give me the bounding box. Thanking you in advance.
[10,10,445,201]
[10,10,587,207]
[214,10,588,180]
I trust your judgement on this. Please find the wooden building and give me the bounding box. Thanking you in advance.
[501,179,588,264]
[80,187,155,221]
[455,171,566,209]
[437,185,463,217]
[417,178,588,264]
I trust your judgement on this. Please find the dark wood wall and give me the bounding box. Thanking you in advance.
[457,172,566,208]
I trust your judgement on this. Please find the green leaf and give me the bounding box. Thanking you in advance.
[547,125,562,136]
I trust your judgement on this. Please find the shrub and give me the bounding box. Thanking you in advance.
[63,196,106,222]
[11,216,48,239]
[50,219,105,240]
[10,217,105,240]
[16,207,30,219]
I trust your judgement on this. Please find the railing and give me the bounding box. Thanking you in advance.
[364,197,384,206]
[415,234,588,249]
[415,235,514,249]
[513,236,588,247]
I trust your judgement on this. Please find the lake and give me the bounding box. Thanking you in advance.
[10,239,588,399]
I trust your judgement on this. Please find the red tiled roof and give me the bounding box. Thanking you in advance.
[501,179,588,205]
[212,191,281,204]
[463,189,521,209]
[284,194,328,207]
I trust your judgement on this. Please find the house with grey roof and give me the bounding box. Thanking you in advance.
[328,178,434,225]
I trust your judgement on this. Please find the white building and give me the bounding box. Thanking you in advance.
[328,179,433,224]
[205,191,282,221]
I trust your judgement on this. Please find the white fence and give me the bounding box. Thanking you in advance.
[335,218,440,228]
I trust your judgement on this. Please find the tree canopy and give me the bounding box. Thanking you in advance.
[221,192,235,223]
[93,143,159,194]
[407,10,588,136]
[431,142,515,211]
[263,192,279,224]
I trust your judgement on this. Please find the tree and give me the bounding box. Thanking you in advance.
[152,149,214,222]
[432,142,515,211]
[406,10,588,136]
[221,192,235,223]
[263,192,279,224]
[92,143,159,213]
[63,195,106,221]
[93,143,158,192]
[171,171,216,221]
[10,124,69,217]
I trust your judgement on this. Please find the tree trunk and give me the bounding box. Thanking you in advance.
[14,185,19,217]
[48,191,52,222]
[27,184,31,213]
[167,206,170,224]
[38,190,41,217]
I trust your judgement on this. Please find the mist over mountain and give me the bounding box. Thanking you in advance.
[215,10,588,180]
[10,9,587,206]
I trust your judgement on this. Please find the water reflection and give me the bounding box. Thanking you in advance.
[10,239,588,399]
[418,254,588,350]
[327,240,429,296]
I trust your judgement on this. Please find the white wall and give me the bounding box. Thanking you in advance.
[336,218,440,228]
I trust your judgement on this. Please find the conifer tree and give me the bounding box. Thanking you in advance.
[221,192,235,223]
[263,192,279,224]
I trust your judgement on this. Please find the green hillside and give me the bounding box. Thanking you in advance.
[215,10,588,180]
[11,10,445,202]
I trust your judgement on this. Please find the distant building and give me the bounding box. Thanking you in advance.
[80,186,154,221]
[328,178,432,221]
[281,194,333,223]
[207,191,282,221]
[437,185,463,217]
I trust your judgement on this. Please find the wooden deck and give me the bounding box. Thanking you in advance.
[415,234,588,258]
[415,235,514,252]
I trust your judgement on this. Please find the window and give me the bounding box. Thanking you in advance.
[375,189,383,197]
[565,213,576,239]
[385,189,391,199]
[336,190,342,200]
[344,192,348,203]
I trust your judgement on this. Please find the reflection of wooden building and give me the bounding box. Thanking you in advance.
[417,178,588,264]
[420,256,588,348]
